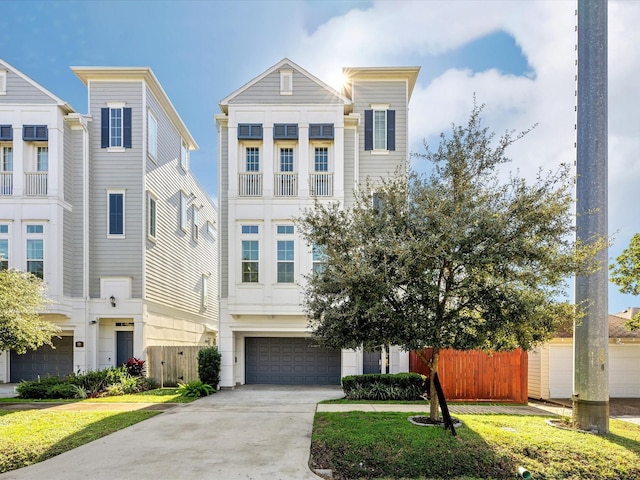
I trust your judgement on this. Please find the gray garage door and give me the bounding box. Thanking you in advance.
[245,337,341,385]
[10,336,74,382]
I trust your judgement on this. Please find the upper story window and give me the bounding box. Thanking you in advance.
[108,190,125,237]
[101,105,132,149]
[241,225,259,234]
[1,146,12,171]
[276,225,294,235]
[0,224,8,270]
[25,224,44,279]
[147,192,157,240]
[364,107,395,152]
[312,244,327,275]
[0,70,6,95]
[192,205,199,242]
[23,125,48,141]
[238,124,263,140]
[37,147,48,171]
[180,139,188,170]
[280,69,293,95]
[279,147,294,172]
[180,192,188,231]
[246,147,260,172]
[207,221,216,240]
[314,147,329,172]
[148,111,158,161]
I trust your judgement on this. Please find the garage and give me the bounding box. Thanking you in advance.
[245,337,341,385]
[10,336,74,382]
[548,344,573,398]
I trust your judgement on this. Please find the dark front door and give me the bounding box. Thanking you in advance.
[116,331,134,366]
[10,336,74,382]
[245,337,341,385]
[363,351,381,374]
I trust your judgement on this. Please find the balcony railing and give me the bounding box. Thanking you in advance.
[0,172,13,196]
[25,172,48,196]
[238,172,262,197]
[274,173,298,197]
[310,173,334,197]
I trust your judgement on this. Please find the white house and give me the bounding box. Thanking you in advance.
[215,58,419,387]
[0,59,218,383]
[528,308,640,399]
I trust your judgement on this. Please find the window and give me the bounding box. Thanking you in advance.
[0,224,8,270]
[238,124,263,140]
[279,148,294,172]
[1,146,12,171]
[22,125,48,141]
[273,124,298,140]
[364,108,395,151]
[277,240,294,283]
[312,244,327,274]
[26,239,43,279]
[314,147,328,172]
[26,225,43,234]
[277,225,294,235]
[148,112,158,160]
[0,224,7,233]
[207,221,216,240]
[37,147,48,171]
[202,274,209,309]
[147,193,157,240]
[309,124,334,140]
[101,106,132,148]
[280,69,293,95]
[241,240,259,283]
[180,192,188,231]
[108,191,125,236]
[192,205,199,241]
[0,70,6,95]
[181,139,188,170]
[241,225,259,234]
[246,147,260,172]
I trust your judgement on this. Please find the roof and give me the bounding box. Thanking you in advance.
[0,58,75,113]
[218,58,351,114]
[555,314,640,340]
[341,66,421,101]
[71,66,198,150]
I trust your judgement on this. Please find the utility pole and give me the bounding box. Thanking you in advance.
[573,0,609,434]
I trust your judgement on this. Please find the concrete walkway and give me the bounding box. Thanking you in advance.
[0,385,344,480]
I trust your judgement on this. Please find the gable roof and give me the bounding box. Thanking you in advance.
[71,66,198,150]
[555,314,640,340]
[218,58,351,114]
[0,58,75,113]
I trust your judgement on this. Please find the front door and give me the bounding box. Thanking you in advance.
[363,351,381,374]
[116,331,133,366]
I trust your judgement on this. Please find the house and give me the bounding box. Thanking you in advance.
[0,59,218,383]
[528,308,640,399]
[215,58,419,387]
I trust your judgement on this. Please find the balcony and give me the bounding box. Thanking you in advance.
[238,172,262,197]
[310,173,333,197]
[274,173,298,197]
[25,172,48,196]
[0,172,13,196]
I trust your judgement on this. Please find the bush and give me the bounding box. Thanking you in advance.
[197,347,221,388]
[341,373,426,401]
[124,357,145,377]
[177,380,213,398]
[17,376,66,399]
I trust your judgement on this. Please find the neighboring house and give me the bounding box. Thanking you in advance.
[528,308,640,399]
[215,58,419,387]
[0,59,218,383]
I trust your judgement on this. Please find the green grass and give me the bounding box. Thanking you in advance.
[0,388,195,404]
[311,412,640,479]
[319,398,525,406]
[0,409,159,473]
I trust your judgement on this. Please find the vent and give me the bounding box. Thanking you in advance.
[238,124,263,140]
[309,123,334,140]
[0,125,12,141]
[273,123,298,140]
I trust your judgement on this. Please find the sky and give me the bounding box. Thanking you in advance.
[1,0,639,314]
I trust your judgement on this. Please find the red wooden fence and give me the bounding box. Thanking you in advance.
[409,348,528,403]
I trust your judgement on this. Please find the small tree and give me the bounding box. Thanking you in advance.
[610,233,640,330]
[0,269,60,354]
[197,346,221,388]
[297,103,604,420]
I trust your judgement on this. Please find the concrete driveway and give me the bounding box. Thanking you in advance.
[0,385,344,480]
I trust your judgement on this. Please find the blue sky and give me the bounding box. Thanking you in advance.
[2,0,639,314]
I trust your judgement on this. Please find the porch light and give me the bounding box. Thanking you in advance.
[110,295,116,307]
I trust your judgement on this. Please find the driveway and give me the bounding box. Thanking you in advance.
[0,385,344,480]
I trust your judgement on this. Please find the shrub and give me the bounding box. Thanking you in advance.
[47,383,81,399]
[16,376,66,399]
[177,380,214,398]
[341,373,426,401]
[137,376,160,391]
[197,347,221,388]
[124,357,145,377]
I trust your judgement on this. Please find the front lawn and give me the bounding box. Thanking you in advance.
[0,388,194,404]
[311,412,640,479]
[0,409,158,473]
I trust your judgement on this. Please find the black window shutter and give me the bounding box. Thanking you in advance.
[123,108,132,148]
[364,110,373,151]
[101,108,109,148]
[35,125,48,140]
[387,110,395,151]
[274,124,285,138]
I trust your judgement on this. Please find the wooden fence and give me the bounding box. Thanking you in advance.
[409,348,528,403]
[146,346,206,387]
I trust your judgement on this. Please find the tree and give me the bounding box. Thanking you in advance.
[297,104,603,420]
[0,269,60,354]
[610,233,640,330]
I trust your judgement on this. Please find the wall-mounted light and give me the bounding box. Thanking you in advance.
[90,320,98,325]
[110,295,116,307]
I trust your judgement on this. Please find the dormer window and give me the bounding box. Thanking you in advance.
[280,69,293,95]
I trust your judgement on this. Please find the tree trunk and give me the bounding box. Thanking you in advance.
[429,349,440,421]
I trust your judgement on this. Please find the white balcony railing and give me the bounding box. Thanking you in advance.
[274,173,298,197]
[310,173,333,197]
[25,172,48,196]
[238,172,263,197]
[0,172,13,196]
